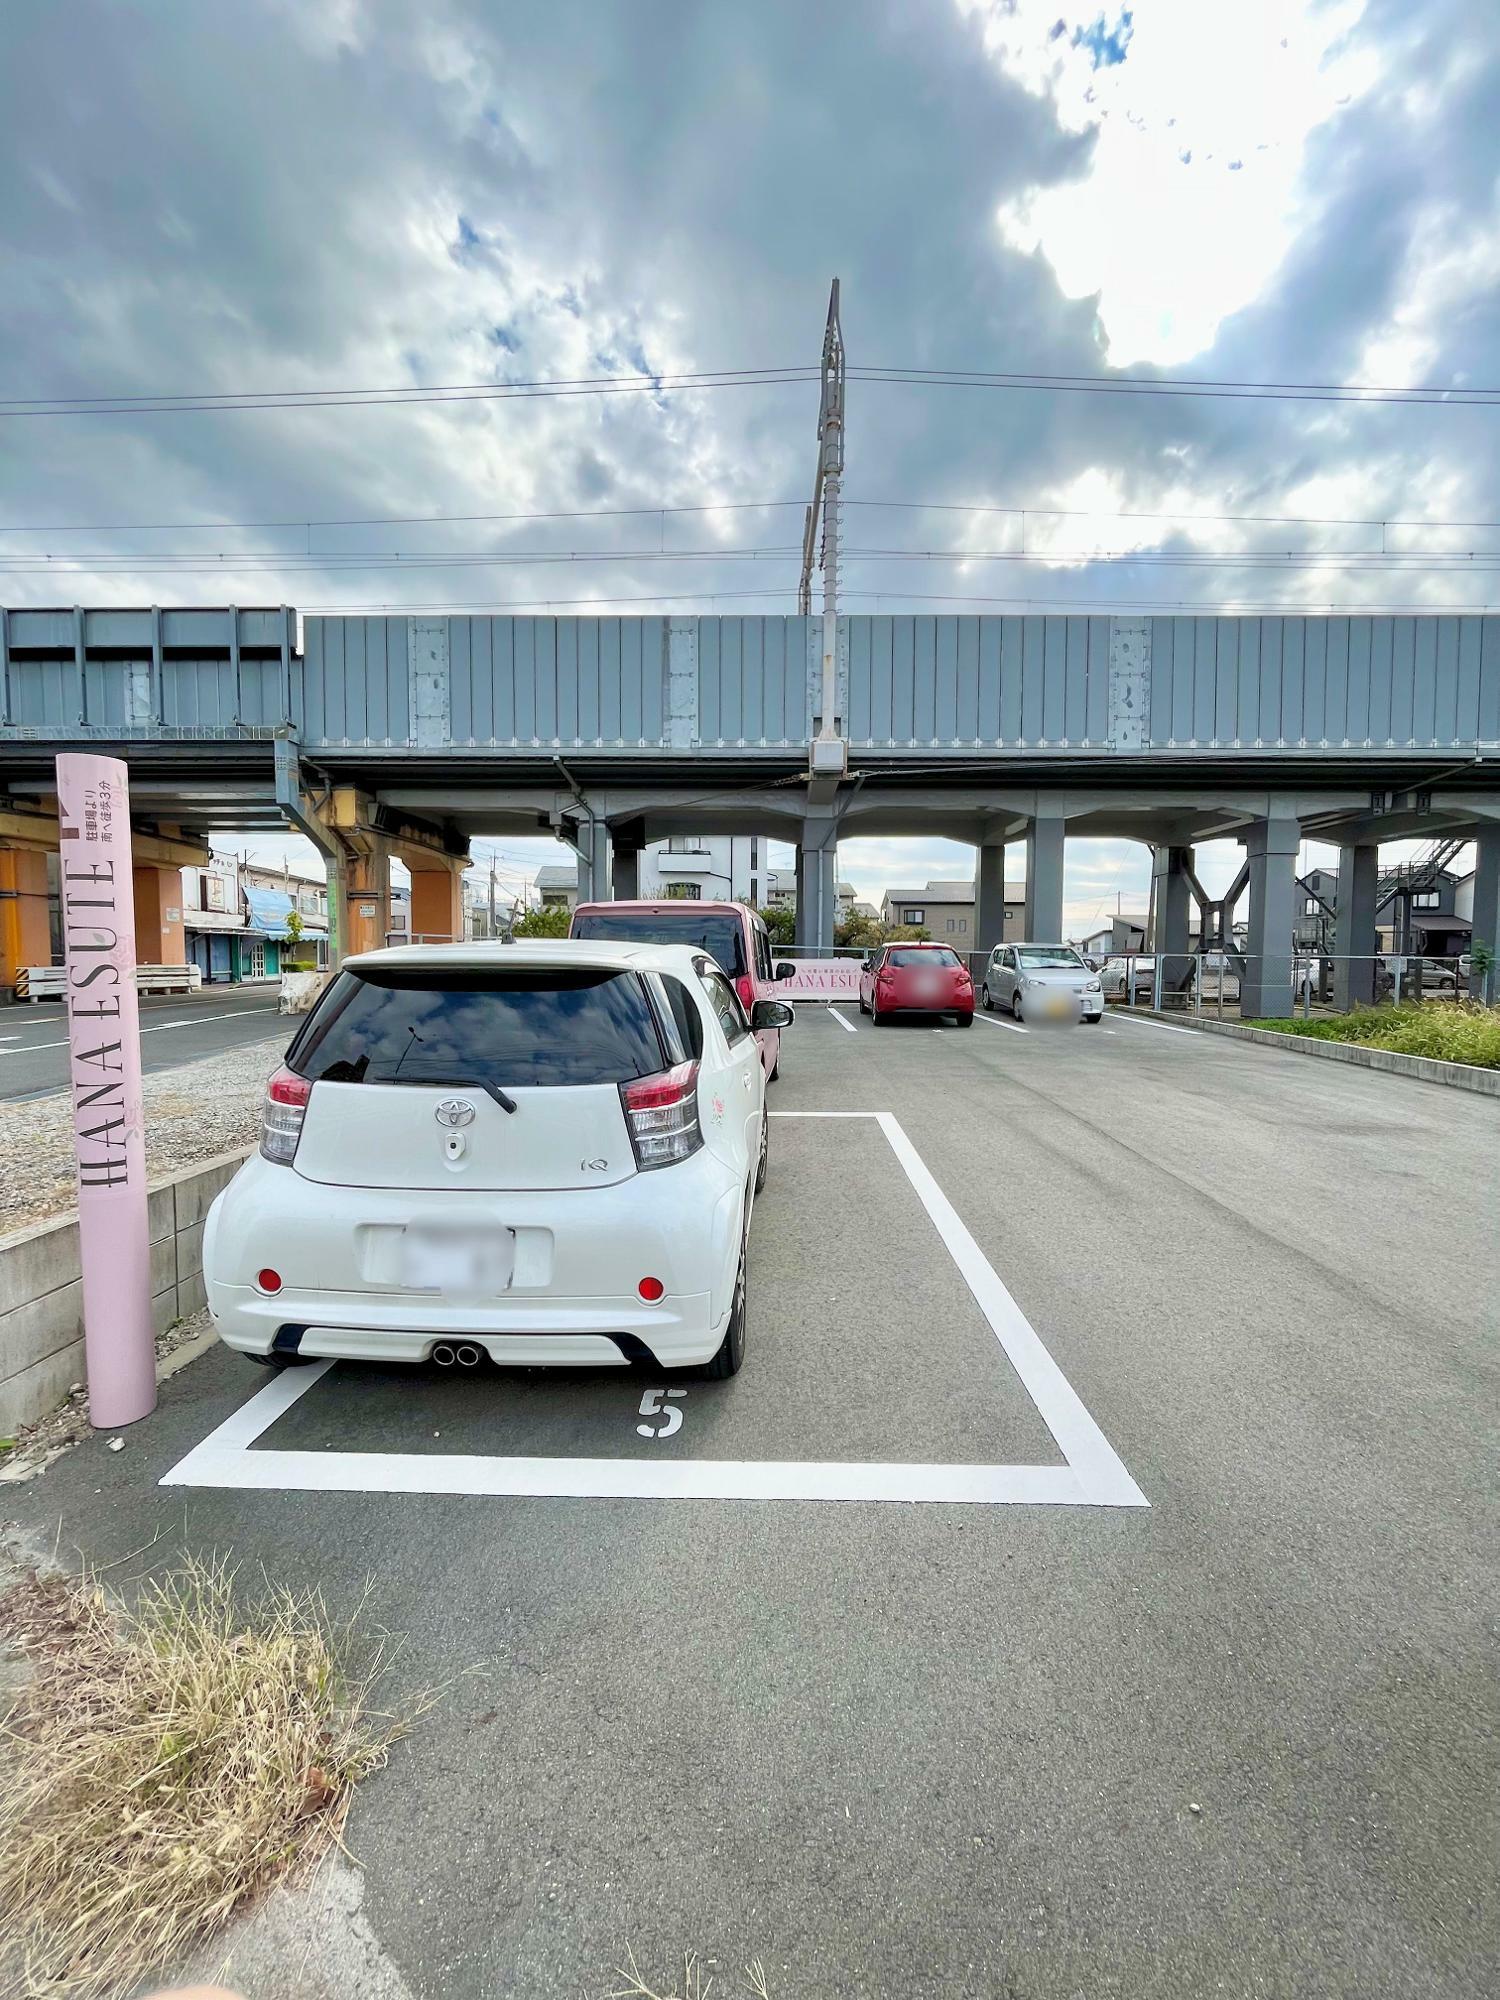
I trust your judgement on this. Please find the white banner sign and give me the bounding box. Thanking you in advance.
[778,958,864,999]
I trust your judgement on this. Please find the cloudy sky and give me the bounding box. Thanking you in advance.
[4,0,1497,922]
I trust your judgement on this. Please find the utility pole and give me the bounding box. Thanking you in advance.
[488,859,497,940]
[799,278,848,777]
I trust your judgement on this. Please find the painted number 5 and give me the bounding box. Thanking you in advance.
[637,1388,686,1438]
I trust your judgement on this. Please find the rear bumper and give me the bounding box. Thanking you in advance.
[210,1290,727,1367]
[204,1148,743,1368]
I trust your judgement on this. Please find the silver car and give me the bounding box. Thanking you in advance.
[981,944,1104,1023]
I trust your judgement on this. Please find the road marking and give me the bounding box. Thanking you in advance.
[637,1387,687,1438]
[0,1005,281,1058]
[973,1011,1028,1034]
[1112,1014,1200,1037]
[826,1006,858,1034]
[162,1112,1146,1510]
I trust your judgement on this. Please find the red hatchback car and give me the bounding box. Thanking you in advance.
[858,943,974,1026]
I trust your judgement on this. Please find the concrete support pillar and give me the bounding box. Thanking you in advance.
[796,816,839,953]
[1024,816,1065,942]
[339,837,392,959]
[1151,845,1194,995]
[408,858,467,943]
[0,847,52,993]
[132,863,187,966]
[1468,829,1500,1004]
[611,837,642,900]
[570,820,612,905]
[975,841,1009,958]
[1332,843,1379,1010]
[1239,816,1300,1018]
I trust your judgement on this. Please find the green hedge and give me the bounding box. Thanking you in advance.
[1245,1002,1500,1070]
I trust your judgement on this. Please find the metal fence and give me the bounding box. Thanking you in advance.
[1087,952,1481,1020]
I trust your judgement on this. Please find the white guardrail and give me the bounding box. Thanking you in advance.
[15,963,202,1001]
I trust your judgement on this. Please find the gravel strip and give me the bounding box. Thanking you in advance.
[0,1041,279,1234]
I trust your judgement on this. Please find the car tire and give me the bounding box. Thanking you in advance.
[981,984,992,1011]
[244,1350,311,1370]
[954,1011,972,1028]
[1010,991,1023,1022]
[872,999,888,1025]
[702,1219,748,1380]
[768,1056,780,1082]
[754,1111,768,1193]
[1084,1011,1103,1025]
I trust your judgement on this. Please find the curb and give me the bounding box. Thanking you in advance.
[1137,1011,1500,1098]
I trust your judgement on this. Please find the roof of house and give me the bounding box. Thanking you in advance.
[534,863,579,889]
[881,879,1025,903]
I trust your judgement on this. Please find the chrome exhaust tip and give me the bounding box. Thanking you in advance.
[455,1342,482,1367]
[432,1342,456,1367]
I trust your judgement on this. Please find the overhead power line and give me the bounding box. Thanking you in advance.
[0,366,816,418]
[846,366,1500,409]
[6,360,1498,419]
[7,546,1500,578]
[4,494,1500,541]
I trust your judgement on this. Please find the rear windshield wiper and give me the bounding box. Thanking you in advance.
[374,1073,518,1114]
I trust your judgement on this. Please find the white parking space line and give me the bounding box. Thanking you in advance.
[161,1112,1146,1510]
[1111,1014,1200,1037]
[0,1005,280,1057]
[972,1011,1028,1034]
[825,1006,858,1034]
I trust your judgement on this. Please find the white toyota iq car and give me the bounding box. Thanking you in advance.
[203,940,792,1380]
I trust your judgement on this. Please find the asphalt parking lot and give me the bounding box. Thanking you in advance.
[0,984,285,1101]
[9,1006,1498,1998]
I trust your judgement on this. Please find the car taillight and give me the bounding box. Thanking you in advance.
[260,1065,311,1165]
[876,968,894,983]
[619,1061,703,1171]
[735,974,755,1011]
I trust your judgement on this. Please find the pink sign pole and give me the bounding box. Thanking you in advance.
[55,754,157,1427]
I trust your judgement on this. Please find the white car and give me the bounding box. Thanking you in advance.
[980,943,1104,1023]
[203,940,792,1379]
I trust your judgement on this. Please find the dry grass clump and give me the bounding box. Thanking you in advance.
[0,1558,413,1999]
[612,1946,772,1999]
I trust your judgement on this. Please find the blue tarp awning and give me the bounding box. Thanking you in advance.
[243,887,296,940]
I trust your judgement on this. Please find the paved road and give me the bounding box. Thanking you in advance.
[0,985,286,1101]
[9,1009,1497,1998]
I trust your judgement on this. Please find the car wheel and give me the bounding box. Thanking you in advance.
[244,1350,311,1370]
[858,992,868,1014]
[953,1011,972,1028]
[872,999,888,1025]
[768,1056,780,1082]
[1084,1010,1103,1025]
[754,1111,769,1193]
[702,1221,748,1380]
[1010,991,1023,1022]
[981,984,992,1011]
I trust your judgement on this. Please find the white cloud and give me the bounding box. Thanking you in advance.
[965,0,1376,364]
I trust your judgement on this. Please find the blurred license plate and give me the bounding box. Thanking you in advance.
[401,1226,514,1294]
[1044,992,1076,1019]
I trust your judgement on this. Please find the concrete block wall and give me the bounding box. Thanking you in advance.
[0,1148,249,1435]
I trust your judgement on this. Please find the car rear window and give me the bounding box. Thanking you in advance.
[888,947,961,967]
[288,967,665,1088]
[572,910,748,978]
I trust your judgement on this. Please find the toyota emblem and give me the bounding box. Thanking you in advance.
[434,1097,478,1129]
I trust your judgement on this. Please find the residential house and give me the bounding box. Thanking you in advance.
[180,854,331,983]
[878,879,1026,951]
